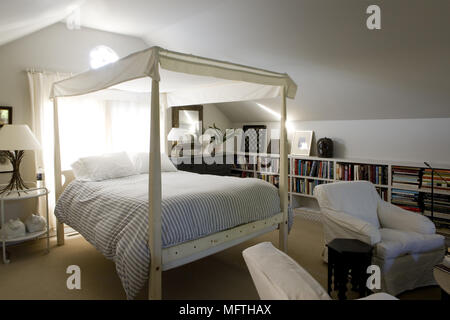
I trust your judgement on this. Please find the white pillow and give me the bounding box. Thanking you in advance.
[129,152,178,174]
[71,152,138,181]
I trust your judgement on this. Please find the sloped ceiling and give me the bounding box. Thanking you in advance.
[0,0,84,46]
[1,0,449,122]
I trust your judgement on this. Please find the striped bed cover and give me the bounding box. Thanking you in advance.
[54,171,292,299]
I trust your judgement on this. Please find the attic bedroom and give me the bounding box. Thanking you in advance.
[0,0,448,308]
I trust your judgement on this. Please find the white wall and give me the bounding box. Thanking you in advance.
[233,118,450,166]
[203,104,232,132]
[0,23,147,221]
[143,0,450,122]
[0,22,147,182]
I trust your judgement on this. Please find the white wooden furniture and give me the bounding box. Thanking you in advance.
[0,187,50,264]
[314,181,445,295]
[50,47,297,299]
[289,155,450,226]
[243,242,398,300]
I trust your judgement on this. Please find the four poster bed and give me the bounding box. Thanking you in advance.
[50,47,297,299]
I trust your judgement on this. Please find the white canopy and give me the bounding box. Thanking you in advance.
[50,46,297,104]
[51,46,296,300]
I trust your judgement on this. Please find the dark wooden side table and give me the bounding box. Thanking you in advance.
[327,238,373,300]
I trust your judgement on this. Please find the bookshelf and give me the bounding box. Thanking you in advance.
[391,165,450,226]
[230,153,280,184]
[230,153,450,228]
[230,153,257,178]
[289,156,450,228]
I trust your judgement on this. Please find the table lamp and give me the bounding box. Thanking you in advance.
[0,125,41,194]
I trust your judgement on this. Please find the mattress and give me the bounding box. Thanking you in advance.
[54,171,291,299]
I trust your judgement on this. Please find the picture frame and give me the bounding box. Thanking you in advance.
[291,130,313,156]
[0,106,13,173]
[0,106,12,126]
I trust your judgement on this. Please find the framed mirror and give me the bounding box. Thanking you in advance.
[171,105,203,156]
[172,105,203,134]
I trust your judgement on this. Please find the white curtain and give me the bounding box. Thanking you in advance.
[27,70,73,229]
[57,92,152,169]
[27,71,168,229]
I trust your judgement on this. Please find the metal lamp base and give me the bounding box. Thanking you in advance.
[0,150,28,196]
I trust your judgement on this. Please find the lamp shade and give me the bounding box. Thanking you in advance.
[0,125,41,150]
[167,127,190,141]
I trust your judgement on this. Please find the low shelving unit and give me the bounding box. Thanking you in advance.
[289,156,450,228]
[230,153,450,228]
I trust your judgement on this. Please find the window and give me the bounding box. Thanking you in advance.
[89,46,119,69]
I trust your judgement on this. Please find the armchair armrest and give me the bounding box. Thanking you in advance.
[377,200,436,234]
[321,208,381,246]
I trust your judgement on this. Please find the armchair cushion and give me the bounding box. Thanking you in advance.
[375,228,445,259]
[377,200,436,234]
[314,181,381,229]
[322,208,381,245]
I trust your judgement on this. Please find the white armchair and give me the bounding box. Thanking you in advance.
[243,242,397,300]
[314,181,445,296]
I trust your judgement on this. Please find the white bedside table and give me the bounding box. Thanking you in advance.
[0,187,50,264]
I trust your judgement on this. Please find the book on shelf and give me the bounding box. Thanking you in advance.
[391,165,450,225]
[291,177,327,196]
[293,159,333,179]
[423,211,450,222]
[258,173,279,187]
[391,188,421,213]
[336,163,388,185]
[423,193,450,222]
[421,168,450,191]
[392,166,421,189]
[376,187,388,201]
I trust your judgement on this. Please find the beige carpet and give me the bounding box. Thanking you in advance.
[0,216,440,300]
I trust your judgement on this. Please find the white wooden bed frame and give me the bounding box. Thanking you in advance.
[51,47,294,300]
[59,169,286,272]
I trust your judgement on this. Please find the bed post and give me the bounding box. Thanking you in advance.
[279,86,288,252]
[148,78,163,300]
[53,97,64,246]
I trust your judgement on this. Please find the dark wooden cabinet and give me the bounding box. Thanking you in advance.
[172,156,232,176]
